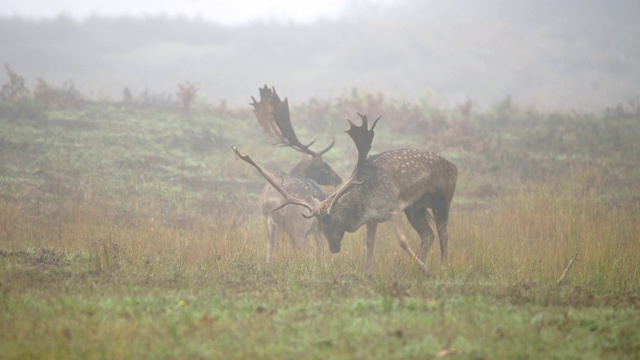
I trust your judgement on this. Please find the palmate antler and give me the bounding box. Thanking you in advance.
[327,113,381,214]
[231,146,317,217]
[251,85,334,157]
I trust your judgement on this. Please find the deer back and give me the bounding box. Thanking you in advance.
[367,148,457,211]
[319,149,457,237]
[261,174,327,236]
[288,155,342,186]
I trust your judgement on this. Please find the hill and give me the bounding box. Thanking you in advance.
[1,0,639,110]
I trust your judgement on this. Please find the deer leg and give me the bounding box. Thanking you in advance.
[391,214,428,272]
[289,230,304,250]
[404,206,435,262]
[289,222,312,258]
[266,217,277,263]
[365,222,377,274]
[287,230,301,258]
[302,232,312,251]
[312,226,325,251]
[433,200,450,264]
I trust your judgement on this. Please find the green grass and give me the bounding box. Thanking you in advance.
[1,182,638,358]
[1,98,639,358]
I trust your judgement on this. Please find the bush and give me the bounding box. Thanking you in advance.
[1,64,30,102]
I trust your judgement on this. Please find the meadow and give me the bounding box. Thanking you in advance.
[1,78,639,358]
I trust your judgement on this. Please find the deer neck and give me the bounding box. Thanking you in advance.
[287,155,342,186]
[288,155,315,177]
[328,164,397,230]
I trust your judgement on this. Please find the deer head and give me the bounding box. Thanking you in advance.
[251,85,341,186]
[313,114,382,253]
[233,113,378,251]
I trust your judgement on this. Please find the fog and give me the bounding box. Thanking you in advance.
[1,0,359,25]
[2,0,638,111]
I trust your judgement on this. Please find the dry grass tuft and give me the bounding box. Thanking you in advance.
[1,166,638,292]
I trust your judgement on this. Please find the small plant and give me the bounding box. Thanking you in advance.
[0,64,48,121]
[1,64,30,102]
[457,98,473,120]
[122,87,133,104]
[140,87,173,108]
[176,81,199,112]
[33,77,84,108]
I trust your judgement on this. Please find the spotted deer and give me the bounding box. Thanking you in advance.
[232,113,457,273]
[250,85,342,261]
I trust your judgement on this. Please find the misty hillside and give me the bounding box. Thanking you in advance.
[1,0,639,111]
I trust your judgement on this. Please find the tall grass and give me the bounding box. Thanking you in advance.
[2,169,638,292]
[2,172,638,358]
[453,188,638,289]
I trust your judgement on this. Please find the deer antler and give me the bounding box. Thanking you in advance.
[327,113,381,214]
[231,146,317,217]
[347,113,381,172]
[251,86,284,144]
[251,85,334,157]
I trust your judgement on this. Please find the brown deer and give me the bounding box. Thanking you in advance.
[250,85,342,261]
[232,113,457,273]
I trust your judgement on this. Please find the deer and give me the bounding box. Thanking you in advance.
[232,113,457,274]
[250,85,342,262]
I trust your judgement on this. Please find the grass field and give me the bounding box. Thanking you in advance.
[1,92,639,358]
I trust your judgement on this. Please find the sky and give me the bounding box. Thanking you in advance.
[0,0,393,25]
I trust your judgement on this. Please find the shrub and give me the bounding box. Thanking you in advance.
[1,64,30,102]
[176,82,199,112]
[33,77,84,108]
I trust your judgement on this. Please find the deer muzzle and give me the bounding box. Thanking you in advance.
[329,242,341,253]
